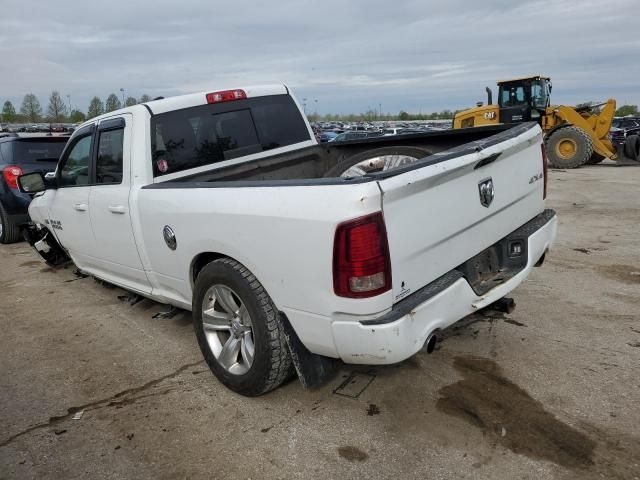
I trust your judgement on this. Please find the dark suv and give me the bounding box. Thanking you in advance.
[610,117,640,146]
[0,135,68,243]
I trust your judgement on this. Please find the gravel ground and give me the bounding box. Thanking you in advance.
[1,163,639,479]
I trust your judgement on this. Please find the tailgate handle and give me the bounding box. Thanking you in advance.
[73,203,88,212]
[108,205,126,214]
[474,153,501,170]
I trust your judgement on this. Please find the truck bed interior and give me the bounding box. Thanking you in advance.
[164,124,519,184]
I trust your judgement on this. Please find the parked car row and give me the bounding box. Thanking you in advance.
[0,123,76,134]
[312,120,452,143]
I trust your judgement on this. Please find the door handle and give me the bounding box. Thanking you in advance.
[108,205,126,214]
[74,203,88,212]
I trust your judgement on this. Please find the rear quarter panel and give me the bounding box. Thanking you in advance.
[136,181,392,316]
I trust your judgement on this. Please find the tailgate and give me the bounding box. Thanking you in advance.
[377,123,546,303]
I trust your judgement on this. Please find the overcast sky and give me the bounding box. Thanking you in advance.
[1,0,638,116]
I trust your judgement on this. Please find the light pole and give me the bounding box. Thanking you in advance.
[302,97,307,115]
[120,88,125,107]
[66,95,71,118]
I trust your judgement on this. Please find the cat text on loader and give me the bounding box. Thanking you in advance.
[452,76,621,168]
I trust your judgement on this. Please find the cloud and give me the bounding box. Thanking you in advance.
[0,0,638,115]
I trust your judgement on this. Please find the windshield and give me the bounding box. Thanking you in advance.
[530,80,548,109]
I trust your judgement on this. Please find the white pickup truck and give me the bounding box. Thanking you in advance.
[19,84,557,396]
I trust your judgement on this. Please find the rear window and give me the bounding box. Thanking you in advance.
[5,139,66,165]
[150,94,310,177]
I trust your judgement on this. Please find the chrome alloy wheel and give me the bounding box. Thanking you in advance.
[340,154,421,177]
[201,285,255,375]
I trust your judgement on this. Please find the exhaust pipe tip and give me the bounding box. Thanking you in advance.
[425,333,437,354]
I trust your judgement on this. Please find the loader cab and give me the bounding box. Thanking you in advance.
[497,76,551,125]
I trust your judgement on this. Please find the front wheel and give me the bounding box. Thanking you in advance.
[545,126,593,169]
[192,258,293,396]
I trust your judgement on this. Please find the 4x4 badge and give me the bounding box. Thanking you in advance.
[478,178,495,207]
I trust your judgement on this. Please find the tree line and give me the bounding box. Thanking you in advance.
[0,91,153,124]
[2,91,638,125]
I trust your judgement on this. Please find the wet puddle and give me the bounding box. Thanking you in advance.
[437,356,595,469]
[598,264,640,284]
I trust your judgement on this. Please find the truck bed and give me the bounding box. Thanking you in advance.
[151,124,527,185]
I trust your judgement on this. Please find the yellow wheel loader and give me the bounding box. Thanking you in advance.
[452,76,619,168]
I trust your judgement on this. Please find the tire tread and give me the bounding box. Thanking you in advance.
[197,257,293,395]
[545,126,593,169]
[0,202,21,244]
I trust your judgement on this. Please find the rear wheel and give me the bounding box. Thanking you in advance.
[545,126,593,169]
[623,135,640,161]
[0,202,21,244]
[324,146,432,178]
[192,258,293,396]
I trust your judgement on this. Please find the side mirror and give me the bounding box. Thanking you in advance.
[17,172,46,194]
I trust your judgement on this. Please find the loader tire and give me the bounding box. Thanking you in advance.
[623,135,640,161]
[545,126,593,169]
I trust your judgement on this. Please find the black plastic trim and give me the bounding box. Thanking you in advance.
[141,103,154,116]
[98,117,125,131]
[360,271,463,326]
[360,208,556,326]
[474,153,501,169]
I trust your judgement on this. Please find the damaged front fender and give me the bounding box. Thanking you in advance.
[21,223,70,268]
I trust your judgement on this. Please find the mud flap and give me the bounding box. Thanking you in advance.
[21,223,70,267]
[278,312,340,389]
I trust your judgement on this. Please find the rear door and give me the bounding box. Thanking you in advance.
[377,124,546,303]
[87,115,151,293]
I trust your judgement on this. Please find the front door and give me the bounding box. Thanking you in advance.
[47,129,94,268]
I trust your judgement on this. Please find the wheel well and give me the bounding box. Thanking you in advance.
[190,252,227,288]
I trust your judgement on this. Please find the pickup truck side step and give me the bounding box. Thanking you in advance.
[278,312,339,389]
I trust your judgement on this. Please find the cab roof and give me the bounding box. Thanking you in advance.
[76,84,289,129]
[497,76,550,85]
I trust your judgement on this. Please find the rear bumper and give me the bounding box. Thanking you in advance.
[330,209,557,364]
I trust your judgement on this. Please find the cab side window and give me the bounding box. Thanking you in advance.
[58,135,92,187]
[96,128,124,184]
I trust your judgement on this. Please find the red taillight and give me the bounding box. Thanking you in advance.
[2,165,23,189]
[206,89,247,104]
[333,212,392,298]
[541,144,548,199]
